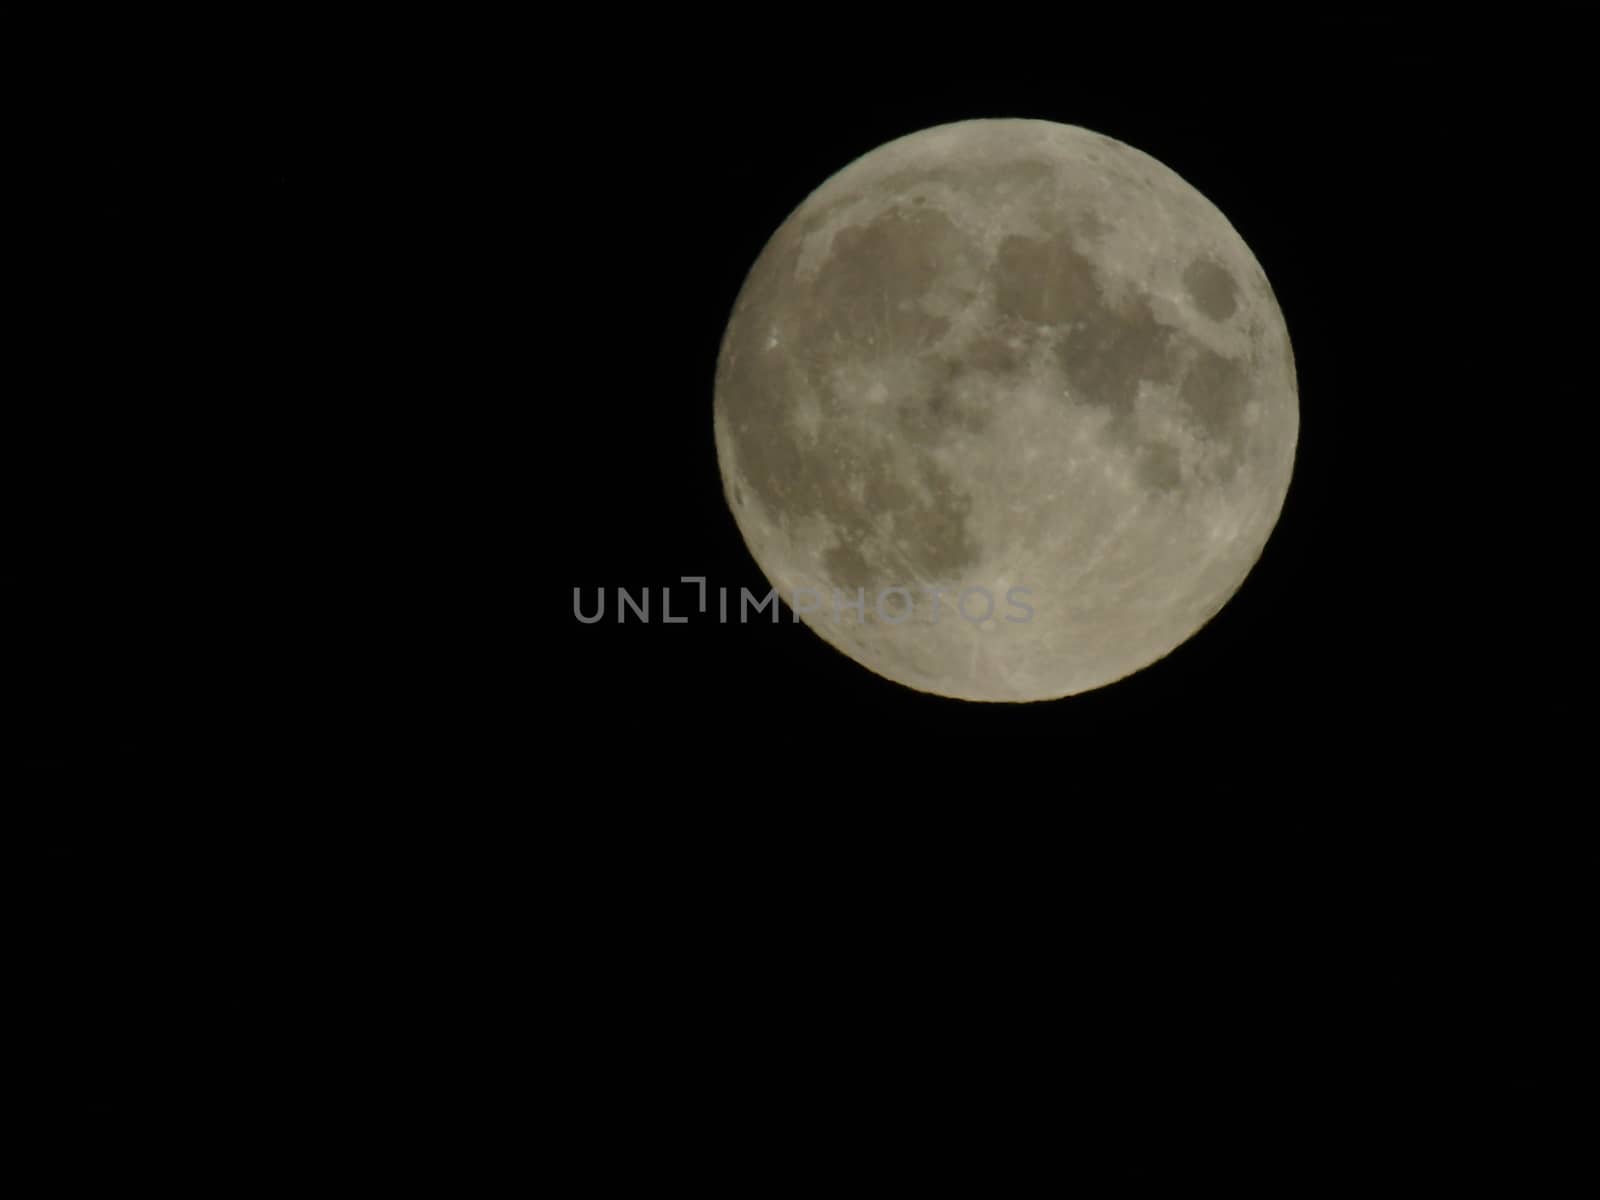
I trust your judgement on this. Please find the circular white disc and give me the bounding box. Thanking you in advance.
[715,119,1298,701]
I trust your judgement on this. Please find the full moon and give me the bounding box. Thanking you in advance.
[713,119,1297,701]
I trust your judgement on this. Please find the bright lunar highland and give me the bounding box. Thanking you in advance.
[714,119,1298,701]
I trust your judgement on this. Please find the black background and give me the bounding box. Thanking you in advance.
[24,16,1588,1186]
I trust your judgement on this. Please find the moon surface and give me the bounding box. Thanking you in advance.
[714,119,1297,701]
